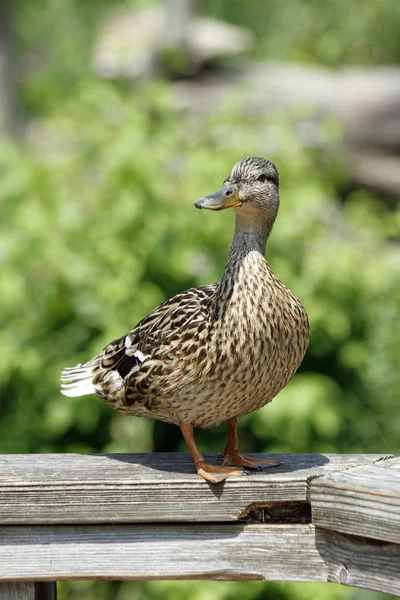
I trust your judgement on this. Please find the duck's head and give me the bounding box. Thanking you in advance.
[194,157,279,225]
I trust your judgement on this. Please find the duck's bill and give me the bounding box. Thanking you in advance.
[194,185,241,211]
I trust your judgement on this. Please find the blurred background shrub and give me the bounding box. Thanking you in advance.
[0,1,399,599]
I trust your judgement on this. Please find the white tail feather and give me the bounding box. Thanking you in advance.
[61,370,90,380]
[61,362,97,397]
[61,381,96,397]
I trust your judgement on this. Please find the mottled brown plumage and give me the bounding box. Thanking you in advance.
[61,157,309,483]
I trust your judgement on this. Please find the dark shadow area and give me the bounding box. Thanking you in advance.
[103,452,330,498]
[104,452,330,476]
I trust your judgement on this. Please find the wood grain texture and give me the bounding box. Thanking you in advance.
[0,453,399,593]
[316,528,400,596]
[0,453,391,525]
[311,459,400,544]
[0,583,56,600]
[0,524,326,582]
[0,583,35,600]
[0,524,398,595]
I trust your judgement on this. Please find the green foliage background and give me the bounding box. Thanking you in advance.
[1,1,400,599]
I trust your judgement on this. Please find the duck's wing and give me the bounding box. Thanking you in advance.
[61,284,217,400]
[100,283,218,375]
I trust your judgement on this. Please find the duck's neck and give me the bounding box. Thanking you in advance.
[227,213,270,263]
[214,213,272,316]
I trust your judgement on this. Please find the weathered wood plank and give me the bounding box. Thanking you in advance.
[0,582,56,600]
[0,453,391,524]
[0,583,35,600]
[315,528,400,596]
[311,459,400,544]
[0,524,398,595]
[0,524,326,582]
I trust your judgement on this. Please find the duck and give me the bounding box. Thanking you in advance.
[61,157,310,484]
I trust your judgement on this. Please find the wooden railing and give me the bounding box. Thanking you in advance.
[0,453,399,599]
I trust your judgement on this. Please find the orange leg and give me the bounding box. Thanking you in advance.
[180,422,245,484]
[219,417,280,470]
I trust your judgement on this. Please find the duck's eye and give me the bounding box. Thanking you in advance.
[258,174,266,183]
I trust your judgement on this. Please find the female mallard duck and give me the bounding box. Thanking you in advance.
[61,157,309,484]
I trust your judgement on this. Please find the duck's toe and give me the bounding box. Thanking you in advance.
[220,451,280,471]
[197,463,247,484]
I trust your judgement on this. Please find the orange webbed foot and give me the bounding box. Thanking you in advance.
[219,450,280,471]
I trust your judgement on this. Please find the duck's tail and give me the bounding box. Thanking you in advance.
[60,358,101,397]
